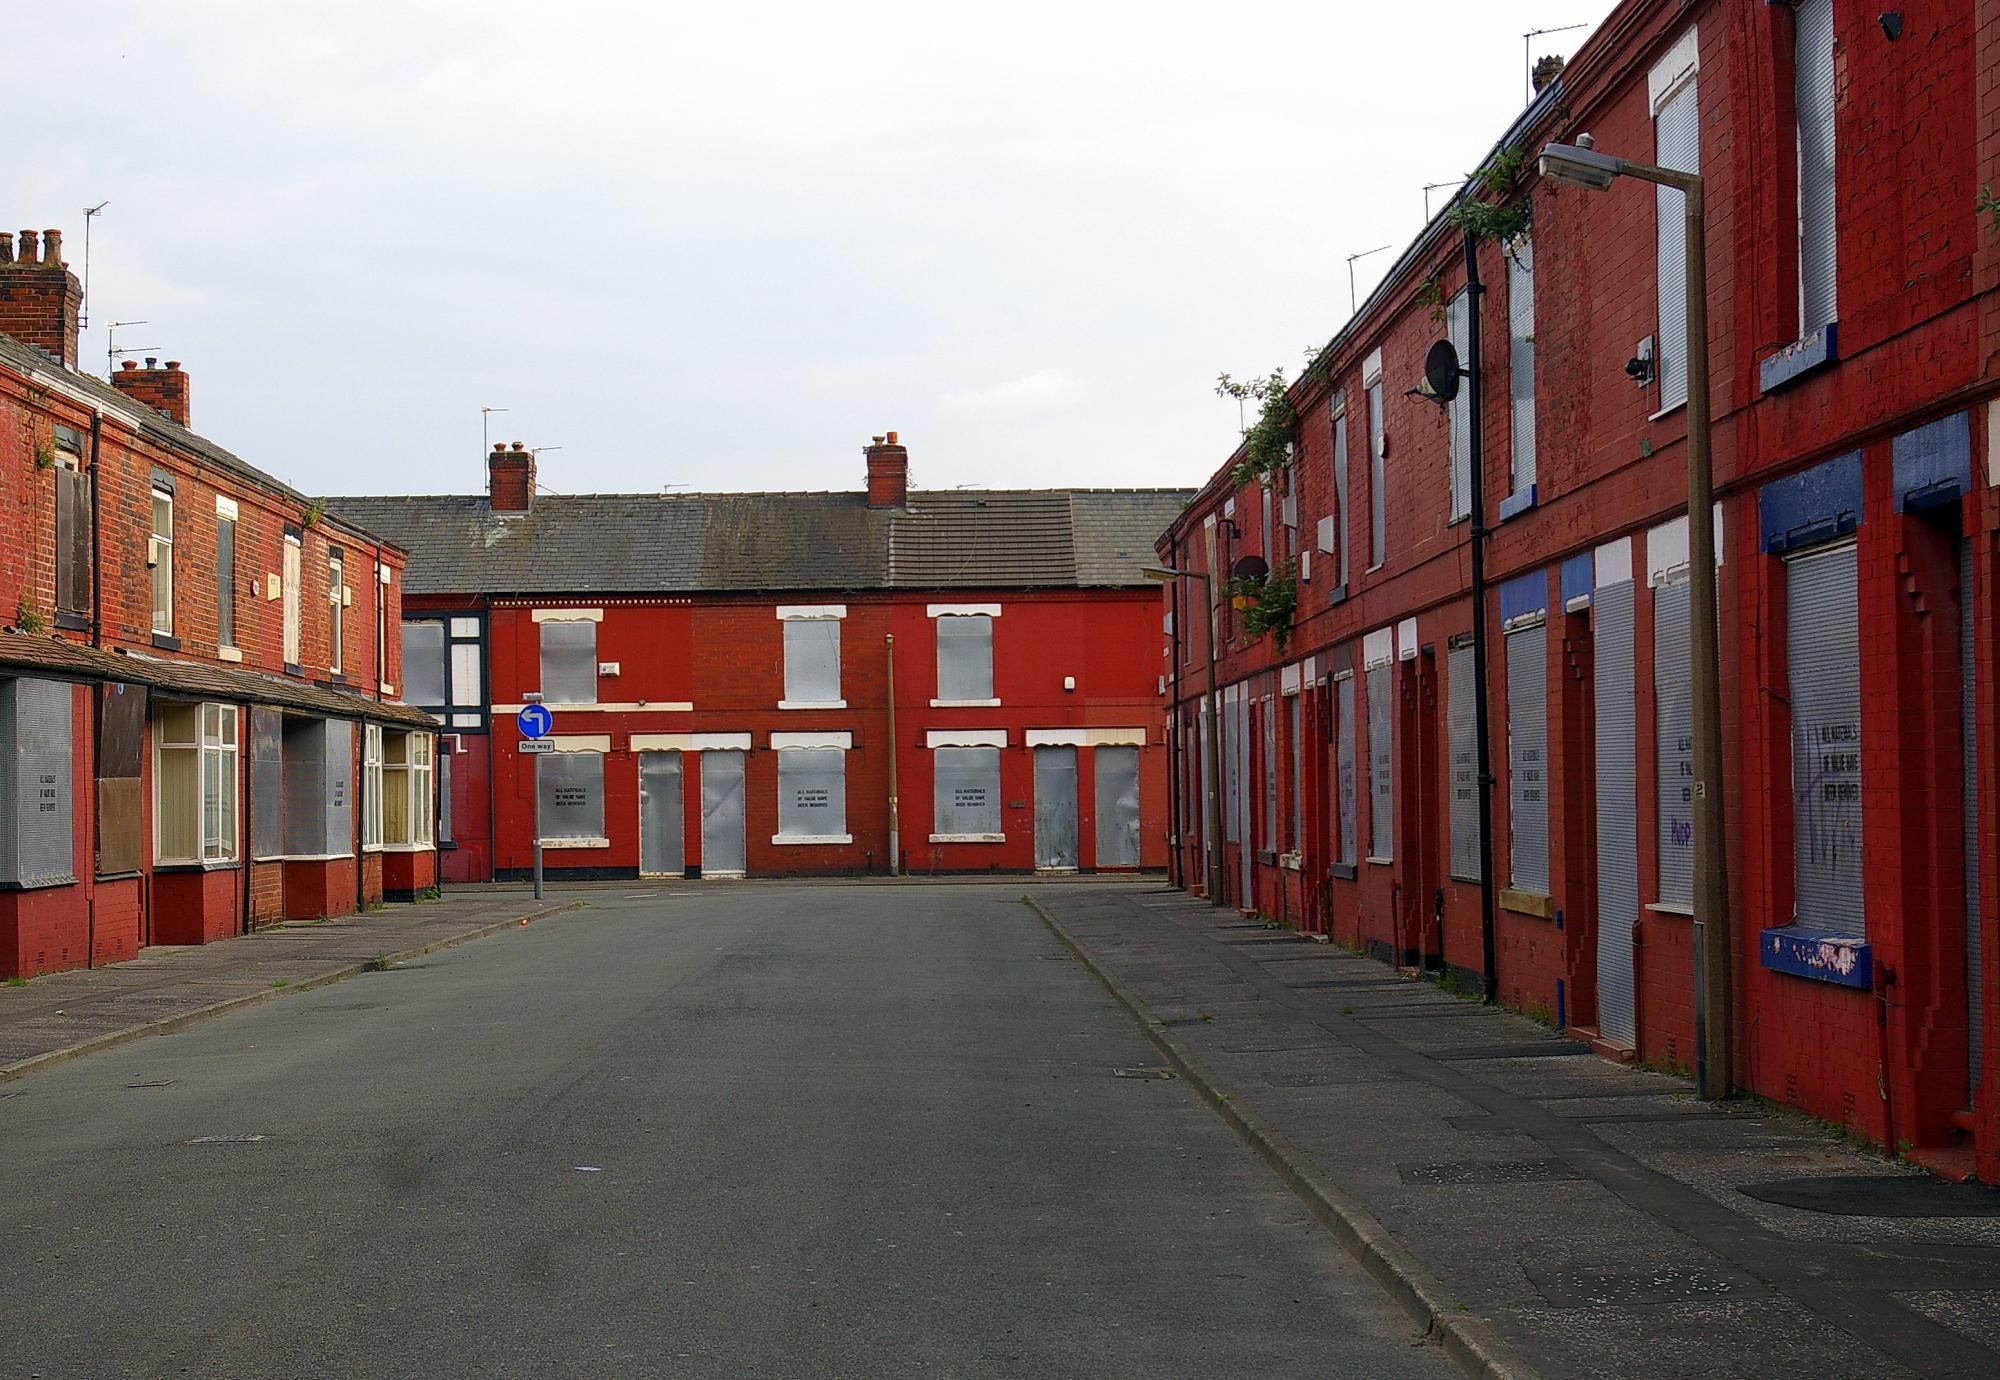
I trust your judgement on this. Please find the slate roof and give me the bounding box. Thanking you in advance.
[0,632,436,728]
[325,487,1189,597]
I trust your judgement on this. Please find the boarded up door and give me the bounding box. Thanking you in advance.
[640,751,684,876]
[1035,746,1078,869]
[699,750,745,876]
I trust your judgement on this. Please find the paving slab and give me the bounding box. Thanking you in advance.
[1030,885,2000,1380]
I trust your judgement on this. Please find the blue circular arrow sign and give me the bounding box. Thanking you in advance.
[516,703,553,739]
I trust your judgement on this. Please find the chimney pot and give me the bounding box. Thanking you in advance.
[41,229,62,265]
[886,430,898,444]
[1532,54,1566,93]
[17,230,37,264]
[493,441,508,454]
[164,360,180,370]
[145,357,158,369]
[0,232,13,265]
[120,359,138,371]
[0,223,83,366]
[511,440,526,451]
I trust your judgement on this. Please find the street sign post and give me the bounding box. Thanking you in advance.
[520,697,550,898]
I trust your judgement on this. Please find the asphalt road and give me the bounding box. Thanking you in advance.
[2,883,1453,1379]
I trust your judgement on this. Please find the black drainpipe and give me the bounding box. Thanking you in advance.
[1165,535,1185,889]
[1465,231,1499,1003]
[88,411,104,647]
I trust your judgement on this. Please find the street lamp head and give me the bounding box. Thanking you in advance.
[1141,565,1183,583]
[1538,142,1624,191]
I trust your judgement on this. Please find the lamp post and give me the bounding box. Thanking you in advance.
[1539,140,1731,1099]
[1145,564,1227,908]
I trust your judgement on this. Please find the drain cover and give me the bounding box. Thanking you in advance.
[1400,1159,1583,1185]
[1113,1066,1178,1080]
[1739,1175,2000,1217]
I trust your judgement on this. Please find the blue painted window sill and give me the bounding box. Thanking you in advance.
[1759,926,1871,989]
[1498,486,1538,522]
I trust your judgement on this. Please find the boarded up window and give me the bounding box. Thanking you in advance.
[250,707,285,859]
[96,682,146,876]
[282,531,301,665]
[1261,696,1277,847]
[777,748,846,839]
[282,718,353,857]
[1367,382,1386,564]
[1507,622,1549,893]
[933,746,1000,836]
[539,619,597,705]
[1288,697,1302,850]
[403,621,446,707]
[1508,239,1536,496]
[0,678,75,888]
[1655,79,1701,411]
[1654,579,1694,908]
[56,466,90,621]
[537,751,604,841]
[216,516,236,648]
[1447,289,1471,520]
[1367,665,1393,859]
[936,615,994,701]
[1332,403,1350,587]
[783,619,842,703]
[1336,675,1357,865]
[1796,0,1837,335]
[1788,544,1862,936]
[1448,643,1480,880]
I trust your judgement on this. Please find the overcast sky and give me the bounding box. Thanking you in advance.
[15,1,1615,498]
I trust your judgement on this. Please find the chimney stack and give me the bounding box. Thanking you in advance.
[1532,54,1566,93]
[865,429,909,509]
[488,440,536,514]
[111,357,192,427]
[0,227,83,368]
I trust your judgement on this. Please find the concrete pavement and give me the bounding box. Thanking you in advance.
[1032,885,2000,1380]
[2,882,1456,1379]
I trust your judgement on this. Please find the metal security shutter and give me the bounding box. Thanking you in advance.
[1507,622,1549,893]
[1447,290,1471,520]
[1655,579,1694,908]
[1787,544,1863,936]
[782,620,841,703]
[1368,383,1386,563]
[249,707,284,859]
[1507,240,1536,495]
[539,620,597,705]
[1095,745,1141,867]
[1334,409,1350,586]
[935,746,1001,836]
[1223,690,1242,844]
[700,750,746,874]
[1796,0,1838,334]
[639,751,684,876]
[1655,81,1700,411]
[1963,538,1983,1085]
[1336,677,1358,864]
[1036,746,1079,868]
[1261,697,1278,848]
[1448,643,1480,880]
[1594,581,1639,1045]
[1198,703,1213,854]
[1368,665,1393,859]
[0,678,74,888]
[1238,692,1254,897]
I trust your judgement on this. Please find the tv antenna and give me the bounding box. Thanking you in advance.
[1524,23,1590,102]
[480,405,509,456]
[1423,180,1464,222]
[1346,244,1393,315]
[79,201,109,331]
[106,320,156,381]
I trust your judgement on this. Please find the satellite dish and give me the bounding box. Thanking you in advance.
[1422,339,1462,403]
[1231,554,1270,581]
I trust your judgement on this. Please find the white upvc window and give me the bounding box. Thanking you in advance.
[363,724,384,849]
[380,728,435,847]
[155,701,238,863]
[328,548,345,676]
[150,489,174,635]
[282,531,303,666]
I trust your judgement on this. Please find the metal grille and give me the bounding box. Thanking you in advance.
[936,615,994,701]
[1447,644,1479,879]
[1096,745,1141,867]
[0,678,74,888]
[1447,288,1471,520]
[1508,622,1549,894]
[700,750,746,873]
[1368,665,1393,859]
[1964,538,1983,1086]
[539,620,598,705]
[1594,581,1639,1045]
[402,621,446,707]
[1238,691,1253,897]
[1655,80,1700,411]
[639,751,685,876]
[1337,676,1358,864]
[934,746,1000,835]
[1787,544,1863,936]
[783,619,841,703]
[777,748,846,839]
[538,751,605,841]
[1507,239,1536,495]
[1795,0,1838,334]
[1654,579,1694,908]
[1035,746,1079,868]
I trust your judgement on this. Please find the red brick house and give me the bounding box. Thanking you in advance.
[1162,0,2000,1179]
[0,226,437,977]
[331,437,1182,882]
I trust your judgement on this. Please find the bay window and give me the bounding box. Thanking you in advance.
[156,701,238,863]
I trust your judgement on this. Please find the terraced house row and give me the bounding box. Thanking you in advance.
[0,228,436,978]
[1159,0,2000,1180]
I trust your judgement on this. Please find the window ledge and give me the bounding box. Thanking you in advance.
[1498,485,1539,522]
[931,698,1001,708]
[772,833,854,846]
[379,843,434,854]
[1758,322,1838,394]
[539,837,610,850]
[1280,852,1302,872]
[1329,862,1358,881]
[1760,925,1870,988]
[272,853,357,864]
[1366,855,1393,866]
[1500,887,1554,919]
[929,833,1006,844]
[217,646,244,663]
[0,875,79,892]
[153,859,240,873]
[153,633,182,652]
[778,699,848,710]
[54,612,88,632]
[1647,400,1687,424]
[1646,902,1694,918]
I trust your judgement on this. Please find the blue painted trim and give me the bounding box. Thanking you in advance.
[1559,555,1593,608]
[1759,450,1863,555]
[1498,485,1538,522]
[1759,322,1838,393]
[1327,582,1348,606]
[1555,977,1566,1032]
[1891,411,1971,514]
[1499,569,1547,623]
[1759,926,1872,989]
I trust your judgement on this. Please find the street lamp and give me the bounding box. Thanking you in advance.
[1539,139,1731,1100]
[1144,564,1228,908]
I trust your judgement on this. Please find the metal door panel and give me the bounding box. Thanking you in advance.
[1964,538,1984,1088]
[1094,745,1140,867]
[700,750,745,875]
[639,750,684,876]
[1035,746,1078,869]
[1594,580,1639,1046]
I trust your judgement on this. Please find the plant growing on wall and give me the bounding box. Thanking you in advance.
[1215,369,1295,489]
[301,499,326,529]
[14,598,45,634]
[1221,558,1298,653]
[1981,185,2000,241]
[1448,144,1533,245]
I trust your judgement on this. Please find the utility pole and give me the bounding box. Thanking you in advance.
[1464,231,1499,1001]
[886,635,901,876]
